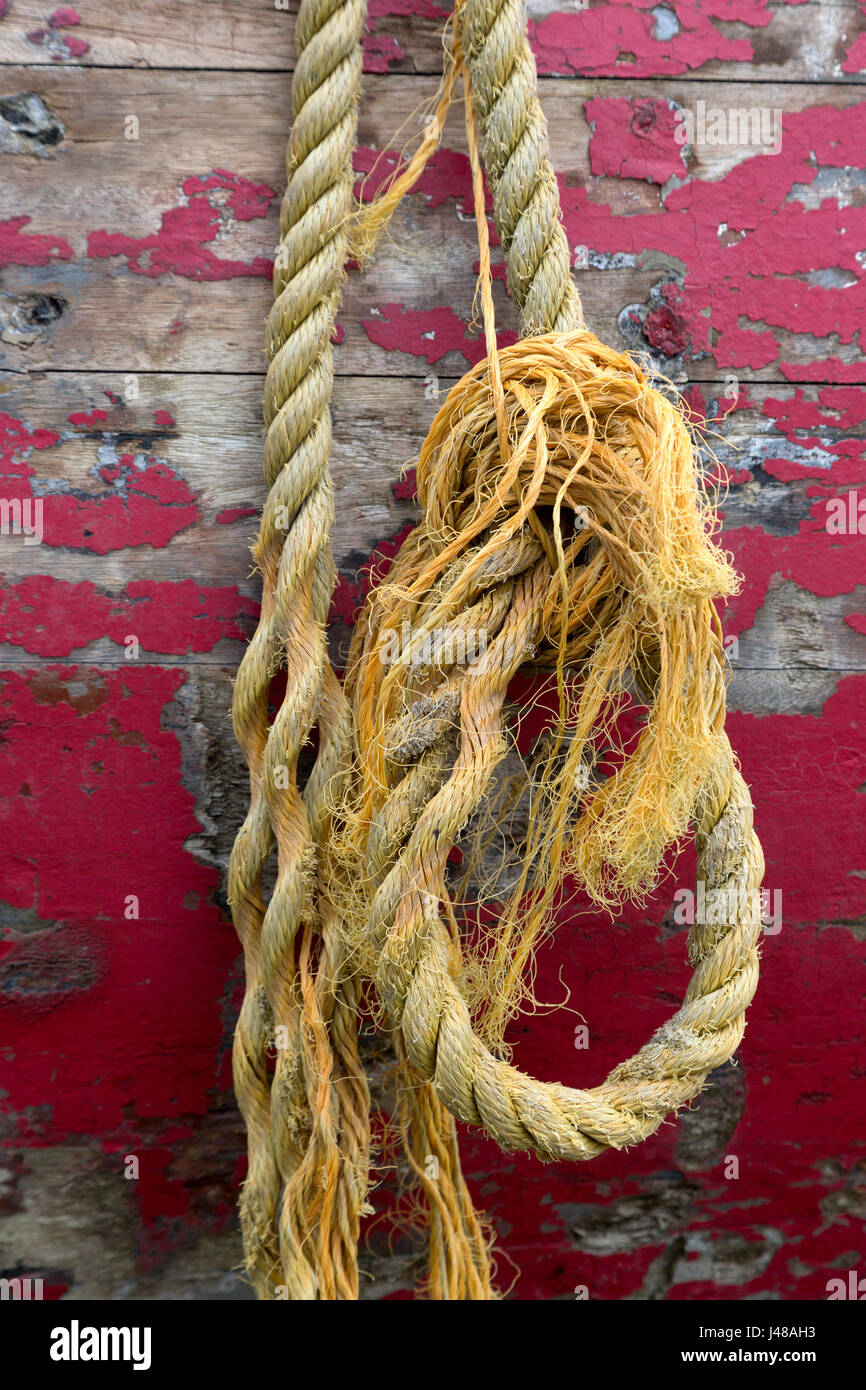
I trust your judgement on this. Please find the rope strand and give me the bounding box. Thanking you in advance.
[230,0,371,1299]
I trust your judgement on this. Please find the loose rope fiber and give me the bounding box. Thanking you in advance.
[229,0,764,1299]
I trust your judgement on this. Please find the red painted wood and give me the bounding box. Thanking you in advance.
[1,0,864,1300]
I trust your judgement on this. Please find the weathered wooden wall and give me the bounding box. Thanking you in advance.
[1,0,865,1300]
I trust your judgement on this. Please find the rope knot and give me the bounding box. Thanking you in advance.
[419,328,739,668]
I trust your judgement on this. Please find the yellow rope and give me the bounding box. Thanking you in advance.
[229,0,371,1299]
[231,0,493,1301]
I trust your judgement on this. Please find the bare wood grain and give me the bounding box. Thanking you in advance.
[0,0,861,85]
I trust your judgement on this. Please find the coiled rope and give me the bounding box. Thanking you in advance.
[230,0,764,1299]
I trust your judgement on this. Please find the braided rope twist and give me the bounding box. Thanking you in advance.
[361,592,764,1159]
[229,0,765,1297]
[350,438,765,1160]
[461,0,581,334]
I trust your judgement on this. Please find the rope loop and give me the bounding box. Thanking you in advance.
[336,327,764,1162]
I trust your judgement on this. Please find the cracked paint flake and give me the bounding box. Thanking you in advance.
[0,216,74,267]
[530,0,773,78]
[0,575,258,658]
[842,0,866,73]
[564,100,866,372]
[215,505,257,525]
[720,387,866,635]
[26,5,90,62]
[586,96,687,184]
[0,410,200,551]
[87,170,276,282]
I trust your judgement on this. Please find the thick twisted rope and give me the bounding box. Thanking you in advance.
[230,0,765,1298]
[229,0,371,1299]
[231,0,495,1301]
[460,0,581,335]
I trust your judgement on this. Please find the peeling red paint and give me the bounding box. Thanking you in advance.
[0,411,199,552]
[780,358,866,384]
[759,456,823,484]
[0,575,257,657]
[587,96,686,184]
[530,0,770,79]
[0,666,236,1148]
[362,32,406,72]
[215,506,257,525]
[362,303,517,366]
[562,102,866,372]
[0,216,73,268]
[720,388,866,635]
[61,34,88,57]
[27,7,90,61]
[842,36,866,74]
[68,409,108,428]
[842,2,866,74]
[87,171,276,282]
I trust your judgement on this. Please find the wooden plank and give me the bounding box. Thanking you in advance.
[0,370,425,590]
[2,372,864,689]
[2,3,865,1313]
[0,0,293,70]
[0,0,862,85]
[1,70,865,382]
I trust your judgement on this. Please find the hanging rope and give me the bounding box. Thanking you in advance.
[229,0,371,1299]
[230,0,495,1300]
[461,0,582,335]
[230,0,764,1299]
